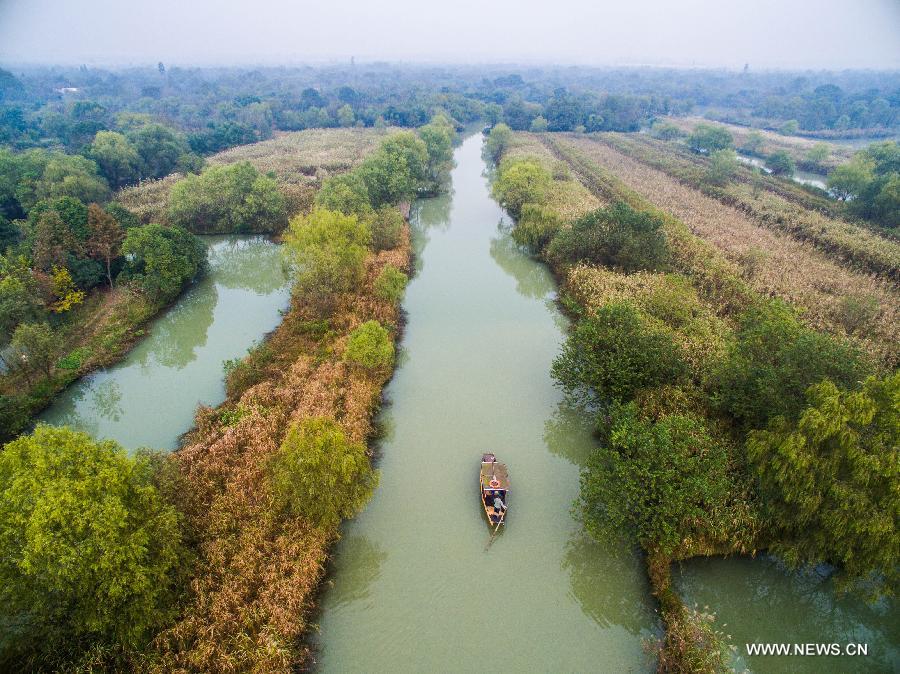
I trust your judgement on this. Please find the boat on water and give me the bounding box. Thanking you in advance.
[480,453,509,528]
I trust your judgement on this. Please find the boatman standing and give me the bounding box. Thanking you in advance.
[493,492,506,513]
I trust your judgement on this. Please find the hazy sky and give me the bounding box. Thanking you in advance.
[1,0,898,69]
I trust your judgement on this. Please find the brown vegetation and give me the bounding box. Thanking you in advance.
[151,222,411,671]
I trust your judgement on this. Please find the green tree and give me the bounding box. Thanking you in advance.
[766,150,796,177]
[336,104,355,128]
[552,301,687,404]
[741,130,766,155]
[127,123,192,180]
[650,121,682,141]
[33,154,110,207]
[780,119,800,135]
[10,322,58,379]
[32,209,80,272]
[418,115,455,187]
[120,224,206,304]
[88,130,142,188]
[746,374,899,595]
[344,320,394,369]
[710,300,870,429]
[315,172,372,217]
[359,132,429,207]
[0,255,43,348]
[579,403,748,556]
[705,149,738,186]
[168,161,286,234]
[547,202,669,272]
[828,156,875,200]
[805,143,830,166]
[374,264,408,304]
[511,203,563,252]
[529,116,549,133]
[283,208,370,302]
[484,123,512,162]
[269,417,378,529]
[86,203,124,288]
[687,123,733,154]
[491,157,551,219]
[370,205,404,251]
[0,426,183,659]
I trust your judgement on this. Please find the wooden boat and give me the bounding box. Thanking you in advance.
[480,453,509,528]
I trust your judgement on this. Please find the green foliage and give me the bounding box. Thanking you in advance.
[369,205,404,251]
[359,131,429,206]
[269,417,378,529]
[805,143,830,165]
[88,130,142,189]
[828,141,900,227]
[511,203,563,252]
[746,374,899,596]
[579,403,744,556]
[283,208,370,301]
[766,150,796,177]
[126,123,193,180]
[120,224,207,304]
[0,254,43,345]
[705,149,738,186]
[168,161,286,234]
[710,300,871,429]
[687,123,733,154]
[546,202,669,273]
[10,322,59,378]
[315,172,372,217]
[491,157,551,220]
[650,121,683,141]
[0,426,183,660]
[741,130,765,155]
[418,114,455,187]
[780,119,800,135]
[552,301,687,404]
[344,320,394,369]
[374,265,408,304]
[32,153,110,207]
[484,123,512,161]
[529,116,549,132]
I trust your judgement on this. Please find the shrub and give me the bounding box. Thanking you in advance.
[315,171,372,217]
[687,123,733,154]
[747,373,899,596]
[120,224,207,304]
[511,203,564,252]
[0,426,183,661]
[374,265,408,304]
[546,202,669,273]
[269,417,378,529]
[709,300,870,429]
[705,149,738,186]
[579,403,745,556]
[283,208,370,302]
[484,123,512,161]
[765,150,796,177]
[552,301,687,404]
[491,157,551,219]
[370,206,404,251]
[168,161,286,234]
[344,320,394,369]
[650,121,683,141]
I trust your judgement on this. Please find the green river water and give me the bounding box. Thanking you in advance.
[40,235,290,450]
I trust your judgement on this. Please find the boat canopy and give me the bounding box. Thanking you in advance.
[480,460,510,492]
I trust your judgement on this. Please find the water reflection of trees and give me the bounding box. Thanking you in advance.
[488,227,556,301]
[675,556,899,671]
[326,536,388,609]
[138,283,217,370]
[90,379,123,422]
[207,237,288,294]
[543,399,598,467]
[563,531,660,637]
[410,193,453,276]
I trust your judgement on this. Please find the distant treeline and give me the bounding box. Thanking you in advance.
[1,65,898,157]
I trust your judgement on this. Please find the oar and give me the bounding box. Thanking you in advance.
[484,507,507,551]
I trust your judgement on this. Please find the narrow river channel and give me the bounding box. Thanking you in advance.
[314,135,659,671]
[40,235,290,450]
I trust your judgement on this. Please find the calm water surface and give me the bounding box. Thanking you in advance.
[39,235,289,450]
[314,135,659,672]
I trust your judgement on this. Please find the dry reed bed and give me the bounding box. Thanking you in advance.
[549,135,900,367]
[599,133,900,282]
[151,230,411,672]
[662,116,855,170]
[117,128,392,225]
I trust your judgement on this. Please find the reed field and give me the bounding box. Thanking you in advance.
[597,133,900,281]
[544,134,900,367]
